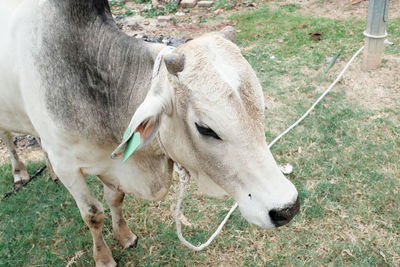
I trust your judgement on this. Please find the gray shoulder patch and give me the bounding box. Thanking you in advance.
[36,1,155,143]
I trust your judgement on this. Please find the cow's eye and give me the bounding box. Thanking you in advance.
[195,123,221,140]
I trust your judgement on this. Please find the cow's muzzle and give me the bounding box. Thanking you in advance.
[268,196,300,227]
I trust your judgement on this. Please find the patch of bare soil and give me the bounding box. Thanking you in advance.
[117,9,240,38]
[117,0,400,41]
[0,136,45,165]
[279,0,400,20]
[341,54,400,111]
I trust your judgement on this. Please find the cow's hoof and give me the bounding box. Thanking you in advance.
[94,249,117,267]
[95,259,117,267]
[48,170,60,184]
[52,178,62,185]
[93,241,116,267]
[117,232,138,249]
[14,170,30,187]
[14,180,25,189]
[113,223,138,249]
[130,237,139,249]
[119,234,138,250]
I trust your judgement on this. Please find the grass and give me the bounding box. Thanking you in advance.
[1,3,399,266]
[141,1,178,18]
[212,0,234,11]
[109,0,138,17]
[109,0,178,18]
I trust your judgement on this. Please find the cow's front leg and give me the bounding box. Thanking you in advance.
[103,183,138,249]
[60,172,116,267]
[0,130,30,187]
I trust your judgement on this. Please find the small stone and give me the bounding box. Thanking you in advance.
[125,2,137,9]
[384,39,394,46]
[214,8,224,15]
[279,164,293,175]
[143,20,150,25]
[190,9,207,16]
[27,136,39,148]
[198,0,213,7]
[175,11,185,16]
[157,15,171,23]
[325,56,333,63]
[180,0,197,8]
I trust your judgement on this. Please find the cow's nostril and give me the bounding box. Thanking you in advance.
[269,209,288,227]
[269,196,300,227]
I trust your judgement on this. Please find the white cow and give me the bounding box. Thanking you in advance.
[0,0,299,266]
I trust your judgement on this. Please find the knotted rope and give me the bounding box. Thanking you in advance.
[173,163,238,251]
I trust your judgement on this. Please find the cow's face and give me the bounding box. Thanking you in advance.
[124,27,299,229]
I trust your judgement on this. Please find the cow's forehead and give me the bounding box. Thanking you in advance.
[176,33,265,129]
[184,34,243,89]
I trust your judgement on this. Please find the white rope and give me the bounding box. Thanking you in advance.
[363,31,388,39]
[174,46,365,251]
[268,46,365,149]
[174,163,238,251]
[152,46,175,80]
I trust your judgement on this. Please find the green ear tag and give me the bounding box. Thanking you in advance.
[122,132,141,163]
[123,128,131,141]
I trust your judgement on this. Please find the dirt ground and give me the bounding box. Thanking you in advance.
[117,0,400,38]
[343,54,400,111]
[0,137,45,165]
[285,0,400,19]
[1,0,399,164]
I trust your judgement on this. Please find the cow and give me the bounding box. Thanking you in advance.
[0,0,300,266]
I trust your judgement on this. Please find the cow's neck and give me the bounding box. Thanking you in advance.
[57,0,112,23]
[42,1,161,143]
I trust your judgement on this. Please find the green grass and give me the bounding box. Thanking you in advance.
[141,1,178,18]
[1,4,400,266]
[109,0,137,17]
[212,0,234,11]
[109,0,178,18]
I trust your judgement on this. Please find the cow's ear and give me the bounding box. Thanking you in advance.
[111,89,172,161]
[219,26,236,43]
[111,48,176,161]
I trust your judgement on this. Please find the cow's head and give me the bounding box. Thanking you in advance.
[121,27,299,229]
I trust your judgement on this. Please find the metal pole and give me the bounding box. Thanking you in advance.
[362,0,390,71]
